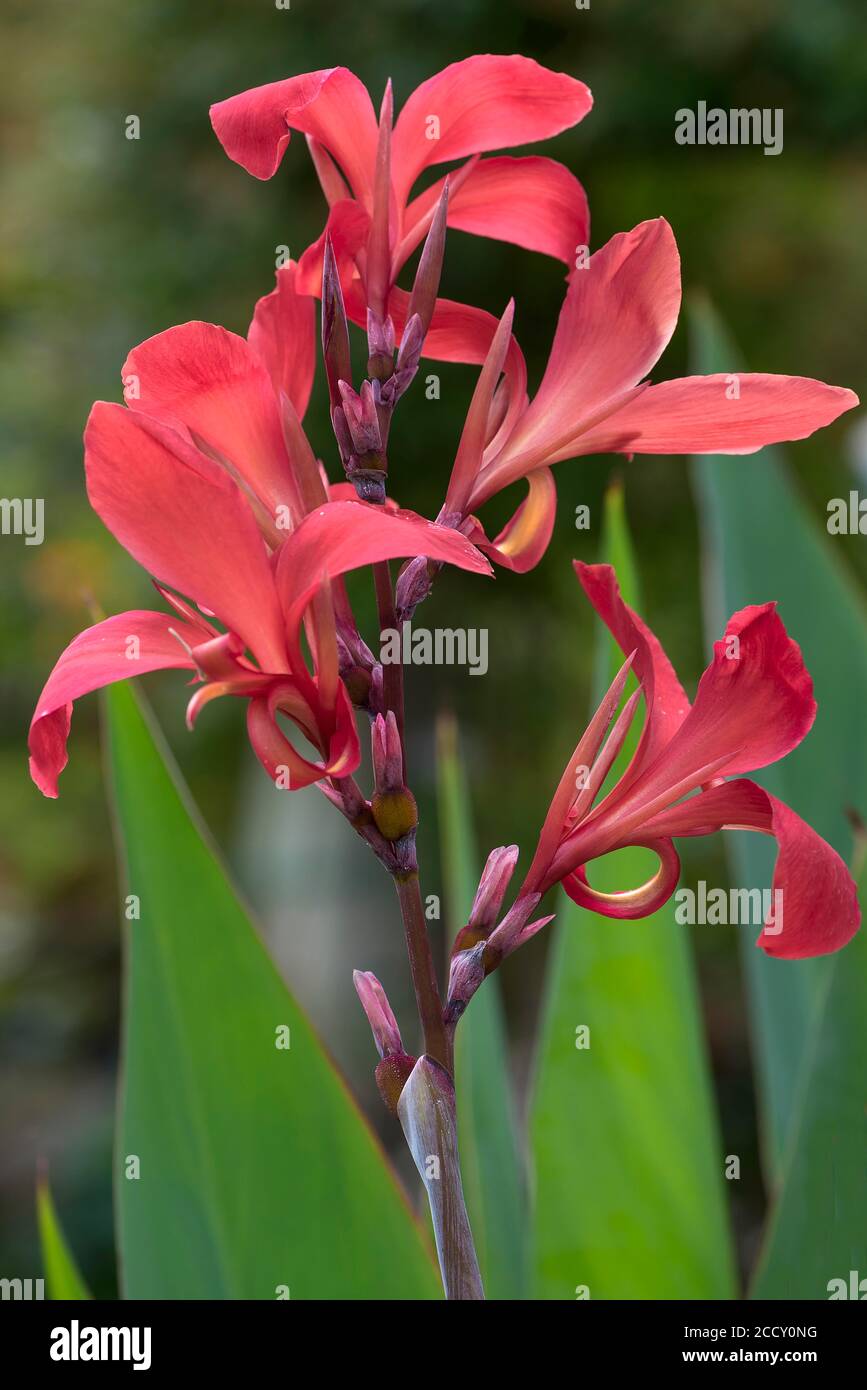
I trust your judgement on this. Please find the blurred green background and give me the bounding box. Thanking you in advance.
[1,0,865,1296]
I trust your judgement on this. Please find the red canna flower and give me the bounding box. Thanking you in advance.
[442,219,859,573]
[508,562,860,961]
[210,57,591,372]
[28,309,492,797]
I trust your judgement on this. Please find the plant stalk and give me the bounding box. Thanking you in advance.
[393,871,452,1075]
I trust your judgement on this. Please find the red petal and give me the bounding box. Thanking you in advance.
[562,836,682,920]
[123,322,296,523]
[400,156,589,268]
[391,55,592,204]
[210,67,378,198]
[482,219,681,491]
[85,404,288,674]
[609,604,816,830]
[246,681,361,789]
[574,562,691,787]
[466,467,557,572]
[29,611,202,797]
[639,779,860,959]
[275,499,492,668]
[294,200,372,297]
[247,262,316,421]
[575,373,859,457]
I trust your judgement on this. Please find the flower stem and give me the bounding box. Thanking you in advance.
[393,870,452,1075]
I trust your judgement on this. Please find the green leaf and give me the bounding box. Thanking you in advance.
[435,713,529,1299]
[104,681,440,1300]
[751,850,867,1298]
[530,483,735,1299]
[690,297,867,1180]
[36,1175,91,1299]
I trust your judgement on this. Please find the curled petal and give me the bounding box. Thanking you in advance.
[29,611,202,797]
[246,680,360,790]
[391,55,592,204]
[638,778,860,960]
[562,837,682,920]
[210,67,378,197]
[465,468,557,573]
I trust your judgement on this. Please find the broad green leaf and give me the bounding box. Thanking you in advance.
[690,298,867,1180]
[751,852,867,1298]
[530,484,735,1300]
[104,681,439,1300]
[36,1176,91,1299]
[436,714,529,1300]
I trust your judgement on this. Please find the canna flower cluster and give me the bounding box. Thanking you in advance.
[29,53,860,1298]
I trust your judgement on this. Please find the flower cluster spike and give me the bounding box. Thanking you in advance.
[25,50,863,1308]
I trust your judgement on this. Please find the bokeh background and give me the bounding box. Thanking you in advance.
[1,0,865,1296]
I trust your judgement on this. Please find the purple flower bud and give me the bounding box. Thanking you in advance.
[330,404,354,467]
[321,237,352,409]
[444,943,486,1027]
[469,845,519,933]
[380,365,418,408]
[353,969,403,1059]
[395,554,438,622]
[395,313,425,377]
[405,179,448,339]
[485,891,552,967]
[372,711,403,795]
[338,380,383,456]
[367,309,396,381]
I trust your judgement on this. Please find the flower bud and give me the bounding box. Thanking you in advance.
[469,844,519,934]
[370,712,418,840]
[395,555,439,622]
[404,179,448,340]
[353,969,403,1058]
[371,788,418,842]
[321,237,352,410]
[375,1052,416,1115]
[367,309,395,381]
[371,711,403,793]
[444,942,486,1027]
